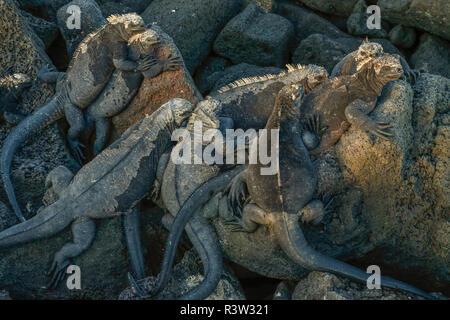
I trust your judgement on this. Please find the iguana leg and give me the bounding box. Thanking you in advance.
[33,58,64,83]
[226,169,249,216]
[47,216,95,289]
[344,99,393,140]
[64,102,86,163]
[123,206,146,281]
[45,166,74,199]
[224,203,273,233]
[298,196,333,225]
[93,118,110,156]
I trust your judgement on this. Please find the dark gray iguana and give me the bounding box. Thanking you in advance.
[0,98,194,290]
[209,64,329,130]
[0,73,32,125]
[1,26,182,222]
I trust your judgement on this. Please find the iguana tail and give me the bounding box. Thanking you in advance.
[0,200,72,248]
[152,167,243,297]
[274,212,437,300]
[1,97,64,222]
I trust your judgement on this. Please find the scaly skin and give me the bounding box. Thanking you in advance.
[300,54,404,155]
[1,25,182,222]
[224,85,436,300]
[0,99,194,289]
[331,39,420,83]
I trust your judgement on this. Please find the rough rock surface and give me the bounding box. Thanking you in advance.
[56,0,107,57]
[119,249,246,300]
[194,57,230,95]
[20,9,58,49]
[292,272,426,300]
[411,34,450,79]
[378,0,450,41]
[389,24,417,49]
[213,4,294,68]
[294,0,359,17]
[97,0,149,16]
[292,34,350,74]
[0,289,12,300]
[346,0,388,38]
[142,0,242,74]
[110,25,202,139]
[0,0,74,221]
[274,1,350,43]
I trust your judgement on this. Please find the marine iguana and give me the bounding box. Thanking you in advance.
[299,53,404,155]
[210,64,329,130]
[331,39,420,83]
[222,84,436,299]
[0,73,32,125]
[1,26,182,222]
[0,98,194,289]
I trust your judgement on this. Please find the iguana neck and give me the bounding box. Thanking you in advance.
[355,65,385,96]
[108,23,130,42]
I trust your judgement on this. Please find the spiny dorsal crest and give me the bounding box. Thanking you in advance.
[107,13,142,26]
[217,64,306,94]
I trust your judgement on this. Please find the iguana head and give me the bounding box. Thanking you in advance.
[107,13,145,40]
[302,67,328,93]
[277,84,303,122]
[372,54,403,83]
[170,98,196,127]
[130,29,160,56]
[355,40,384,71]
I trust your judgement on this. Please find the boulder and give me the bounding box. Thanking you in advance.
[294,0,359,17]
[411,34,450,79]
[292,272,427,300]
[346,0,388,38]
[110,25,202,138]
[389,24,417,49]
[97,0,149,16]
[213,4,294,68]
[56,0,107,57]
[378,0,450,41]
[20,9,59,49]
[292,34,349,74]
[119,249,246,300]
[194,57,230,95]
[142,0,242,74]
[274,1,350,43]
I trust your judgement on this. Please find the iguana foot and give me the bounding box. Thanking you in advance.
[46,256,73,289]
[226,170,249,216]
[224,203,269,233]
[303,113,327,150]
[366,120,393,140]
[298,196,334,225]
[68,138,86,164]
[164,53,183,71]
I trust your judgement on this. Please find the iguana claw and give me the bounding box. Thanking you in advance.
[68,139,86,164]
[127,273,150,299]
[46,258,72,289]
